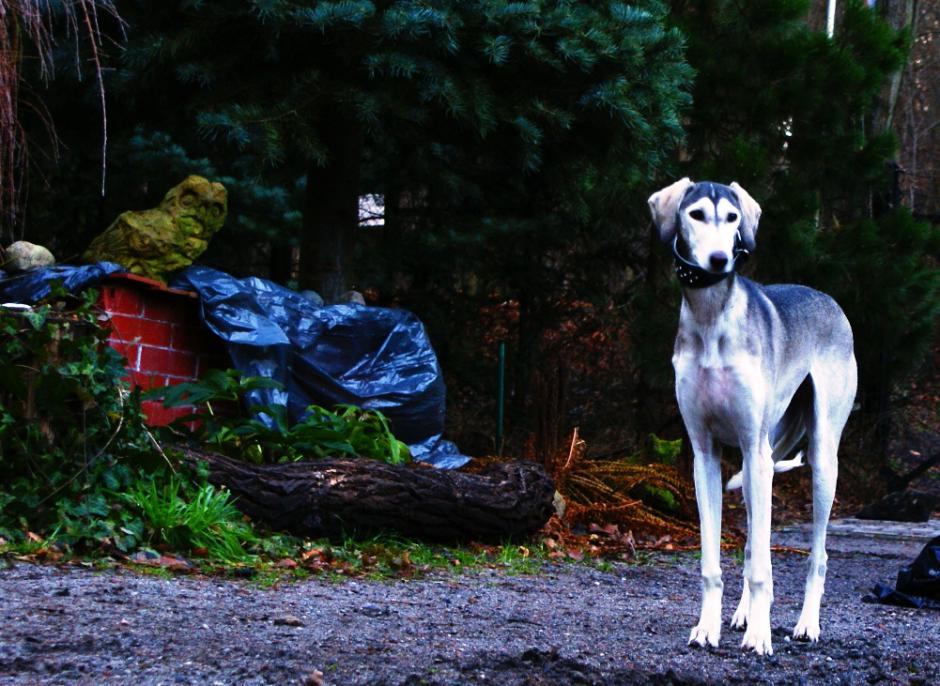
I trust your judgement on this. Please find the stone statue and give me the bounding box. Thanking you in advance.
[83,175,227,282]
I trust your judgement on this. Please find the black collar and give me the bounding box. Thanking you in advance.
[672,234,750,289]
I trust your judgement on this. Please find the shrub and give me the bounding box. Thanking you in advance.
[149,369,411,465]
[0,289,153,549]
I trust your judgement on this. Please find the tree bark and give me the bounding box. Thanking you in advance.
[182,448,555,542]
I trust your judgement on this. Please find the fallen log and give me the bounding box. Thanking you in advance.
[181,448,555,542]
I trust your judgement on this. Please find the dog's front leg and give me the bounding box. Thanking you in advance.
[688,432,723,649]
[740,438,775,655]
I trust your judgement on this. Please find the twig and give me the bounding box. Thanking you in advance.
[562,426,580,472]
[77,0,108,196]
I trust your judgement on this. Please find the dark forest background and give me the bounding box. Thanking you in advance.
[2,0,938,495]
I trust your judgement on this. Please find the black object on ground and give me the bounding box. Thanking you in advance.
[865,535,940,610]
[855,489,939,522]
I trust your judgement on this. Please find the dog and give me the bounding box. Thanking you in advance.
[647,178,857,655]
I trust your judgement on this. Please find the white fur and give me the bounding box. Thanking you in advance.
[648,179,856,657]
[681,196,741,270]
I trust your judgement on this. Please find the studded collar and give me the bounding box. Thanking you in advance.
[672,234,750,289]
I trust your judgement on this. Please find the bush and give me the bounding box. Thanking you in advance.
[0,289,153,550]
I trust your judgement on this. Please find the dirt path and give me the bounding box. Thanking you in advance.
[0,539,936,686]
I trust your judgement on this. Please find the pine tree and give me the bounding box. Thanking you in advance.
[119,0,692,302]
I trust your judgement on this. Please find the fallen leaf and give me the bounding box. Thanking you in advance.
[158,556,193,572]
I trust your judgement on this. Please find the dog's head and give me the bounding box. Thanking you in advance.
[648,178,761,274]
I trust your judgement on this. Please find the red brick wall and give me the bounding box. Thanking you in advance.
[97,274,229,426]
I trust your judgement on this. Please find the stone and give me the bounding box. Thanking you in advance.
[337,290,366,305]
[82,175,227,283]
[3,241,55,271]
[299,290,324,307]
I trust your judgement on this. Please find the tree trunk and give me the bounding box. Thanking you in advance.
[182,449,555,542]
[301,112,363,303]
[871,0,916,137]
[269,241,295,285]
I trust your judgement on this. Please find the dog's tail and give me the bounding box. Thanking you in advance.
[725,451,805,491]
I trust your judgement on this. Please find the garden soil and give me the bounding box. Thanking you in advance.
[1,541,936,686]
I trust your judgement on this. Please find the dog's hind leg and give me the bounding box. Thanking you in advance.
[730,551,750,629]
[688,432,724,649]
[792,429,836,642]
[794,365,853,642]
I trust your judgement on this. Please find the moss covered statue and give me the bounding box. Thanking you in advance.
[83,175,227,282]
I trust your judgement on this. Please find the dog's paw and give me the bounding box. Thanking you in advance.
[729,603,748,630]
[792,616,820,643]
[688,621,721,649]
[740,622,773,655]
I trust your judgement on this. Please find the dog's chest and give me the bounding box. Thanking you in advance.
[673,318,763,442]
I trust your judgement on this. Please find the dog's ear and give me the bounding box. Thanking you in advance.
[648,177,693,243]
[729,181,762,251]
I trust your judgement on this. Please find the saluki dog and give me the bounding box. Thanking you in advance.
[647,178,857,655]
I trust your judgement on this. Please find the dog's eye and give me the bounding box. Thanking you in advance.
[689,209,705,221]
[727,212,739,223]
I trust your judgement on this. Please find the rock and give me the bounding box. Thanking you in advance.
[855,490,939,523]
[299,290,324,307]
[360,603,387,617]
[3,241,55,271]
[82,175,227,283]
[337,290,366,305]
[273,614,304,627]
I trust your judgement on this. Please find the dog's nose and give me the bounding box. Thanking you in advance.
[709,252,729,271]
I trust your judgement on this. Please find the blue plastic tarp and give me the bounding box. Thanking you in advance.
[0,262,124,302]
[170,266,469,469]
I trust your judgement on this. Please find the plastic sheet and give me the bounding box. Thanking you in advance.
[170,266,469,469]
[0,262,124,303]
[864,535,940,610]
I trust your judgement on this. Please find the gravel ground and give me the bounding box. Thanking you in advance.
[1,541,936,686]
